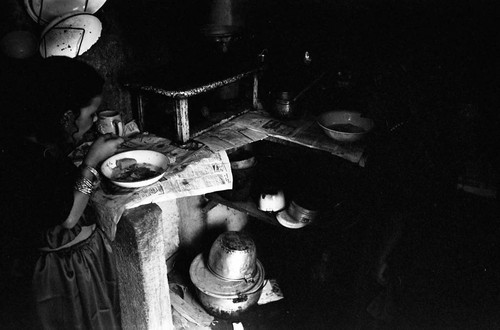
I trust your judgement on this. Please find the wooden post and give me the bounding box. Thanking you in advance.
[253,72,260,110]
[113,203,173,330]
[136,93,145,132]
[174,98,190,144]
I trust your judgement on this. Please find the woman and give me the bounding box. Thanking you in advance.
[0,56,123,329]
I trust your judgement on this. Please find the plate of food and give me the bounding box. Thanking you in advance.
[101,150,169,188]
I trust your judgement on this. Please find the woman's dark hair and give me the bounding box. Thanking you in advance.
[1,56,104,143]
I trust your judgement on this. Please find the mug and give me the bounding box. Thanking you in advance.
[258,188,286,212]
[96,110,124,136]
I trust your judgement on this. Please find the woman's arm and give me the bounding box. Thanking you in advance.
[61,165,95,229]
[61,134,123,229]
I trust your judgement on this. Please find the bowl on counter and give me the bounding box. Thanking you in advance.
[317,110,374,143]
[100,150,169,188]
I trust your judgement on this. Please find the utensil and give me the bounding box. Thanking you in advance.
[258,188,286,212]
[276,209,307,229]
[272,71,327,119]
[287,200,319,224]
[276,200,319,229]
[100,150,169,188]
[24,0,107,26]
[39,12,102,58]
[219,150,256,201]
[317,110,374,143]
[190,252,265,319]
[96,110,124,136]
[207,231,257,281]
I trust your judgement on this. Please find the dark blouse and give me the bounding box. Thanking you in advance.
[0,139,81,255]
[1,138,122,329]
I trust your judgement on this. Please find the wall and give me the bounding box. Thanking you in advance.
[0,0,133,121]
[176,195,249,259]
[3,0,498,126]
[1,0,497,246]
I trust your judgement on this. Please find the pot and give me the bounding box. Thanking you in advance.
[287,200,319,225]
[219,150,256,201]
[271,71,327,119]
[272,91,296,119]
[276,200,320,229]
[207,231,257,281]
[190,253,265,319]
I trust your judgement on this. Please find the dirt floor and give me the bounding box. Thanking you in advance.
[180,191,499,330]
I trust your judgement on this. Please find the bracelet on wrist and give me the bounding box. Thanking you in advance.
[80,164,100,181]
[74,176,94,195]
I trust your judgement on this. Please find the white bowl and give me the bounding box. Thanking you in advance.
[39,12,102,58]
[25,0,107,26]
[317,110,374,143]
[276,201,319,229]
[276,209,308,229]
[101,150,168,188]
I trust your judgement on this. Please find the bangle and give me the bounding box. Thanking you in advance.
[81,164,100,181]
[74,176,94,195]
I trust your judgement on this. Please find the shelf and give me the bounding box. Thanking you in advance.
[205,192,363,232]
[205,193,280,227]
[193,111,368,166]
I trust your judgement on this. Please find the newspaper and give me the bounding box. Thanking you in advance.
[71,135,232,228]
[116,134,198,174]
[194,111,366,164]
[124,149,232,209]
[69,120,142,167]
[193,119,268,152]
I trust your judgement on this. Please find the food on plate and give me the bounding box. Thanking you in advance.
[112,160,164,182]
[116,157,137,169]
[326,123,366,134]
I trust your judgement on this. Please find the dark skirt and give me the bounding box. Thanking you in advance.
[33,227,121,330]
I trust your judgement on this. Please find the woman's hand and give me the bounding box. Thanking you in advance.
[83,133,124,167]
[63,134,123,229]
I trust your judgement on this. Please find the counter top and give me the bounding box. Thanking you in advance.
[86,134,233,239]
[85,108,368,239]
[193,110,368,166]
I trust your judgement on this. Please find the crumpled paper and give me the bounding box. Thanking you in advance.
[257,279,284,305]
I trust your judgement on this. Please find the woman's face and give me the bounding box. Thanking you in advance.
[67,95,102,143]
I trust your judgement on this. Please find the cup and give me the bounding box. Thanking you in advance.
[96,110,124,136]
[258,188,286,212]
